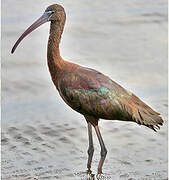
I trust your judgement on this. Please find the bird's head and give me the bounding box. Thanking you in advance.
[11,4,65,53]
[45,4,66,22]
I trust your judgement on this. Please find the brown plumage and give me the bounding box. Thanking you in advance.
[11,4,163,174]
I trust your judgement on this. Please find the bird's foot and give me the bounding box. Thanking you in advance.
[74,170,94,180]
[86,168,92,174]
[86,168,95,179]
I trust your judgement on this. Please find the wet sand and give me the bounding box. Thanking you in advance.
[2,0,168,179]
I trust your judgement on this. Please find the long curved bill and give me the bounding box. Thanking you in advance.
[11,11,52,54]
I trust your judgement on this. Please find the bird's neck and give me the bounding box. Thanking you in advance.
[47,21,65,77]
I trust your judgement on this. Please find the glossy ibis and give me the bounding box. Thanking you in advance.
[11,4,163,174]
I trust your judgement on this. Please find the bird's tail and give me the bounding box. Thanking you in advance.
[130,95,163,131]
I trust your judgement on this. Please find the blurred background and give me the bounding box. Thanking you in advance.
[2,0,168,179]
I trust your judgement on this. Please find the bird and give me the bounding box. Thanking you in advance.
[11,4,163,174]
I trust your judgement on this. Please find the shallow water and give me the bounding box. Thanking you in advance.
[2,0,168,179]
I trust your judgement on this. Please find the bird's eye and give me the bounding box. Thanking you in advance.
[46,10,55,14]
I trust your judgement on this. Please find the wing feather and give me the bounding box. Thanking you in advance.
[57,66,163,130]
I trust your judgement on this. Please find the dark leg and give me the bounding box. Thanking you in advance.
[94,125,107,174]
[87,122,94,171]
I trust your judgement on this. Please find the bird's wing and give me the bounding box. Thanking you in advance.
[58,66,163,130]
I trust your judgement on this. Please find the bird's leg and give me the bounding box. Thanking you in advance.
[94,125,107,174]
[87,122,94,173]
